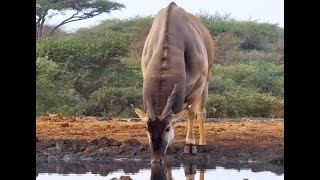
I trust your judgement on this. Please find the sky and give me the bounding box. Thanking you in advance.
[46,0,284,32]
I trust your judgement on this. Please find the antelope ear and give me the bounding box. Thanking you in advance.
[170,110,188,123]
[169,105,191,123]
[131,104,148,121]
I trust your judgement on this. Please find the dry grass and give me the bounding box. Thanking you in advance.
[36,116,283,148]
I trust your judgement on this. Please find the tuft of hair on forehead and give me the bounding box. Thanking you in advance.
[147,118,169,137]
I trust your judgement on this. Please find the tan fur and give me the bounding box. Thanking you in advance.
[142,2,214,115]
[137,1,215,157]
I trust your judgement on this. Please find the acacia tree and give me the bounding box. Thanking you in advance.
[36,0,125,39]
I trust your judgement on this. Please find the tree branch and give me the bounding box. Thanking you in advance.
[49,11,81,35]
[49,11,103,36]
[37,0,125,37]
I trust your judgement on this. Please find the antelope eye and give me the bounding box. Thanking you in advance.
[166,127,170,132]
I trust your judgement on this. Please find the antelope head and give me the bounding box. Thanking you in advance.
[132,85,189,163]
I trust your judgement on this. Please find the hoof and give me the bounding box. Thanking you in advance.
[184,144,197,154]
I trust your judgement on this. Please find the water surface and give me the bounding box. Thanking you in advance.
[36,160,284,180]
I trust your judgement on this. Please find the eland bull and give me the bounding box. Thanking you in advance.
[132,2,215,163]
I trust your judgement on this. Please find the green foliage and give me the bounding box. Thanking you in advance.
[197,11,237,35]
[36,0,125,19]
[206,88,282,118]
[37,31,132,61]
[212,61,284,96]
[84,87,142,117]
[96,16,153,34]
[232,21,283,50]
[207,60,284,117]
[36,23,136,115]
[36,0,125,38]
[36,57,85,116]
[209,78,238,94]
[214,33,242,65]
[36,13,284,118]
[38,25,67,37]
[226,50,283,65]
[197,11,283,51]
[85,16,153,58]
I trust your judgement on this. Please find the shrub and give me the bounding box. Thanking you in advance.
[206,88,283,118]
[36,14,284,118]
[36,57,85,116]
[197,11,283,51]
[214,33,242,65]
[233,21,283,50]
[84,87,142,117]
[209,77,238,93]
[226,50,283,65]
[212,61,284,96]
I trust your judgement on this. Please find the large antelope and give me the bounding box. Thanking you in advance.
[132,2,214,163]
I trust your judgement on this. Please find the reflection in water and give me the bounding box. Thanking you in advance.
[150,164,168,179]
[150,162,204,180]
[36,160,284,180]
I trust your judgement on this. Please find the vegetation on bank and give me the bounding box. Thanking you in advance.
[36,13,284,118]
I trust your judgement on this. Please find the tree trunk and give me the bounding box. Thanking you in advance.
[36,25,38,40]
[37,25,43,38]
[49,25,60,36]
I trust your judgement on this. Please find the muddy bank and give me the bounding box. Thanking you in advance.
[36,117,283,147]
[36,116,283,171]
[36,137,283,165]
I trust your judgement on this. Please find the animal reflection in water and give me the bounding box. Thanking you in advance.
[150,163,204,180]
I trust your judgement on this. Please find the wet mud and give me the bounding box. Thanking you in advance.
[36,137,283,164]
[36,116,283,169]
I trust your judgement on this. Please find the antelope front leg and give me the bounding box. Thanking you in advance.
[184,105,197,154]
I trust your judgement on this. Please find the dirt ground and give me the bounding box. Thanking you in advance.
[36,115,284,164]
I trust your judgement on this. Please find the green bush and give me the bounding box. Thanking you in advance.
[197,11,237,36]
[37,31,132,63]
[84,87,142,117]
[209,78,238,93]
[206,88,283,118]
[247,61,284,96]
[96,16,153,34]
[36,57,85,116]
[197,11,283,51]
[212,61,284,96]
[233,21,283,50]
[225,50,283,65]
[36,13,284,118]
[214,33,242,65]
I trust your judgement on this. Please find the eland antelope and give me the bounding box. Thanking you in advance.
[132,2,215,163]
